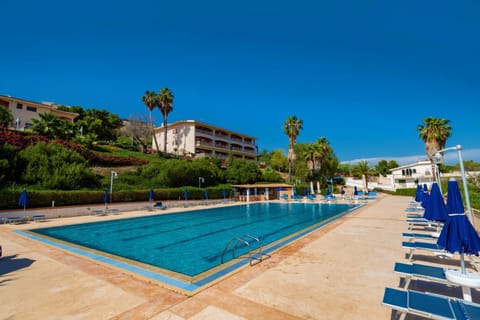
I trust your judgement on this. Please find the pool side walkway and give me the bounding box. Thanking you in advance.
[1,195,415,319]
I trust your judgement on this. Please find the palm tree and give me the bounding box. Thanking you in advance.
[283,115,303,183]
[31,112,63,139]
[141,90,160,154]
[352,160,373,193]
[303,144,317,175]
[417,117,452,181]
[313,137,331,171]
[156,88,174,155]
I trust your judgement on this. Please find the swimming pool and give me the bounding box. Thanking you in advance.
[24,202,359,292]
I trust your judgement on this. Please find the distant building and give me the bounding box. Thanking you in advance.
[389,160,434,189]
[0,95,78,130]
[153,120,258,163]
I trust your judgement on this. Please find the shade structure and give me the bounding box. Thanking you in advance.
[423,183,448,222]
[437,179,480,274]
[149,188,154,202]
[354,186,358,196]
[184,189,189,200]
[423,184,428,192]
[18,189,28,213]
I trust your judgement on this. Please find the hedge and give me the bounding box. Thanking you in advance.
[0,187,233,210]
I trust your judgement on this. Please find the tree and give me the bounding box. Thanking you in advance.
[225,158,262,184]
[142,90,160,154]
[75,109,123,142]
[269,149,288,172]
[0,107,13,131]
[417,117,452,181]
[156,88,174,155]
[125,114,152,153]
[375,159,399,177]
[352,160,374,192]
[283,115,303,183]
[31,112,75,140]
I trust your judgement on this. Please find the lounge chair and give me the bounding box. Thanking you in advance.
[382,287,480,320]
[402,232,440,241]
[153,201,167,210]
[407,218,442,231]
[394,262,449,288]
[402,241,453,261]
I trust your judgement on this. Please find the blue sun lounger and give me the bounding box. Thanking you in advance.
[394,262,449,288]
[402,241,452,261]
[402,232,439,241]
[382,287,480,320]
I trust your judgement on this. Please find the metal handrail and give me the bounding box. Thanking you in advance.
[221,234,271,265]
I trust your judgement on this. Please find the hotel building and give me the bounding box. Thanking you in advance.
[153,120,258,162]
[0,95,78,130]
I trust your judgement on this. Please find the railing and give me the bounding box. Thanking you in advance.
[221,234,270,266]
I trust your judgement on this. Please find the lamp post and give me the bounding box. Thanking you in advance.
[198,177,204,188]
[110,171,118,203]
[434,145,473,224]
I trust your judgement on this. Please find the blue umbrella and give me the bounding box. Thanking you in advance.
[354,186,358,196]
[326,185,331,196]
[423,183,448,222]
[303,187,307,196]
[221,189,227,199]
[204,189,209,200]
[18,188,28,213]
[415,184,422,202]
[423,184,428,192]
[149,188,154,202]
[184,189,189,200]
[446,178,464,214]
[437,179,480,274]
[292,185,297,196]
[421,191,429,209]
[103,189,109,209]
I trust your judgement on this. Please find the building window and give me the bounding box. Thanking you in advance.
[16,103,23,109]
[26,106,37,112]
[25,122,33,129]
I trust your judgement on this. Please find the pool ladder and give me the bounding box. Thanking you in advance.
[221,234,271,266]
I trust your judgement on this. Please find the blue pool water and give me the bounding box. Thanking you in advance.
[31,202,357,277]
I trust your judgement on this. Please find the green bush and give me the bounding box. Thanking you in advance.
[18,142,100,190]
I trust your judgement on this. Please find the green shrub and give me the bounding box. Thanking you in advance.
[18,142,100,190]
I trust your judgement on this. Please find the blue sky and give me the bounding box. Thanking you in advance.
[2,1,480,165]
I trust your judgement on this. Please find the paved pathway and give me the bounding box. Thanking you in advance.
[1,195,469,319]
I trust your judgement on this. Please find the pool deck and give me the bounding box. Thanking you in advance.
[1,195,477,319]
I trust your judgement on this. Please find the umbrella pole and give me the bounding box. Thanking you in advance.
[460,253,466,274]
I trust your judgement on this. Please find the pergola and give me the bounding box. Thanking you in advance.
[231,183,293,202]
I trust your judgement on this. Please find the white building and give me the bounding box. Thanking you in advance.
[153,120,257,163]
[0,95,78,130]
[389,160,435,189]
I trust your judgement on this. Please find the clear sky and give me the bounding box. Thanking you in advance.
[2,1,479,165]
